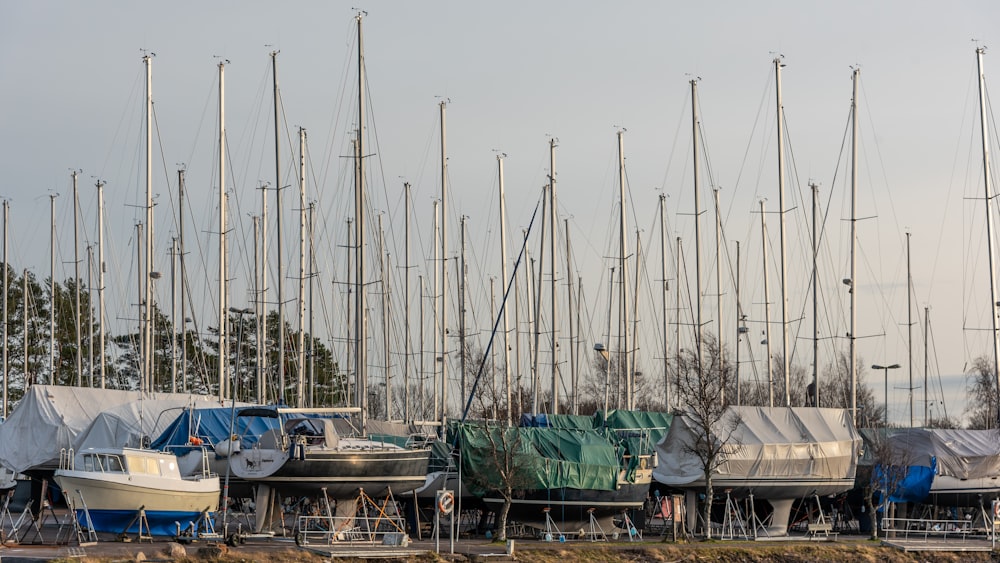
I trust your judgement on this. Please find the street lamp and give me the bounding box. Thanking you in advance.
[221,305,253,533]
[872,363,901,426]
[594,343,610,413]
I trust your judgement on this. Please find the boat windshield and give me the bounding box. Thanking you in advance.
[83,453,125,473]
[125,454,163,476]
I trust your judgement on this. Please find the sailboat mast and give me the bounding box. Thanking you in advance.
[98,180,106,388]
[177,170,186,393]
[774,57,791,407]
[87,245,93,387]
[761,200,774,407]
[144,54,154,394]
[263,51,275,404]
[218,60,228,401]
[49,194,56,384]
[576,275,583,412]
[72,171,82,386]
[439,100,449,426]
[404,182,411,421]
[459,216,467,410]
[380,215,391,419]
[676,237,681,399]
[2,200,7,416]
[525,241,535,413]
[690,80,703,381]
[549,138,559,413]
[275,52,287,406]
[735,241,741,405]
[976,47,1000,422]
[924,306,930,426]
[497,156,512,423]
[659,194,670,410]
[135,224,142,383]
[344,217,353,406]
[811,182,819,407]
[490,277,497,417]
[418,274,425,419]
[907,231,914,426]
[849,67,860,423]
[308,203,316,407]
[631,230,641,410]
[170,237,177,392]
[253,216,261,400]
[565,218,575,414]
[432,201,439,421]
[356,13,369,432]
[531,193,545,414]
[297,127,307,407]
[604,266,614,414]
[617,130,630,408]
[714,187,723,398]
[23,269,28,388]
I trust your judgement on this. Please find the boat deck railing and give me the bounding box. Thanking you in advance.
[58,448,75,470]
[295,493,409,546]
[881,516,995,543]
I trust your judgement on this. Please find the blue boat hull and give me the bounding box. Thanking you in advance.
[76,508,214,536]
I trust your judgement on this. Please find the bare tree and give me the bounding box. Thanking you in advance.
[458,421,535,541]
[579,353,659,414]
[674,335,740,539]
[819,353,885,428]
[925,415,960,429]
[965,355,997,429]
[858,429,919,540]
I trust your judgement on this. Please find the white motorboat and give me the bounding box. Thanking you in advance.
[55,447,219,536]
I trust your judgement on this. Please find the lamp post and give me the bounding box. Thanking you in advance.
[872,363,901,427]
[594,343,610,413]
[221,306,253,532]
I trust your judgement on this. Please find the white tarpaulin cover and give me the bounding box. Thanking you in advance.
[73,397,234,453]
[882,428,1000,479]
[0,385,220,473]
[654,406,861,490]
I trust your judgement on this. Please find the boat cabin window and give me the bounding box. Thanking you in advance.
[82,453,124,473]
[125,455,162,476]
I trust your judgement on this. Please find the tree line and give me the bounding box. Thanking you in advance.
[0,265,346,410]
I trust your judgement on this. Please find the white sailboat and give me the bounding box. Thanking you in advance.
[228,407,431,499]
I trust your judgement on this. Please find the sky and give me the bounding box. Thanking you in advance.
[0,1,998,424]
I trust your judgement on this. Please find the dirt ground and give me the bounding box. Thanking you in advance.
[3,537,998,563]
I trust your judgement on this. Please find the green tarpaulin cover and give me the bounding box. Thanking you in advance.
[456,410,672,494]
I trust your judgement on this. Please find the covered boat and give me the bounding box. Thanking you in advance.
[0,385,219,475]
[459,409,668,531]
[654,406,861,536]
[875,428,1000,507]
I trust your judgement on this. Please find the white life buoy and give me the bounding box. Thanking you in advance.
[437,491,455,515]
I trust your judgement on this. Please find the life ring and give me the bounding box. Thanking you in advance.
[437,491,455,515]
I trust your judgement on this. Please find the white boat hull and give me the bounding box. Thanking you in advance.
[55,471,219,535]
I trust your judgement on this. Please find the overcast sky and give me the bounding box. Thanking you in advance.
[1,1,998,424]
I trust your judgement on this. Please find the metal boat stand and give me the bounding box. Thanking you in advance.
[585,507,607,542]
[619,510,642,541]
[119,506,153,543]
[18,480,65,545]
[720,489,750,540]
[0,488,18,542]
[540,507,564,542]
[175,506,222,542]
[58,489,97,546]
